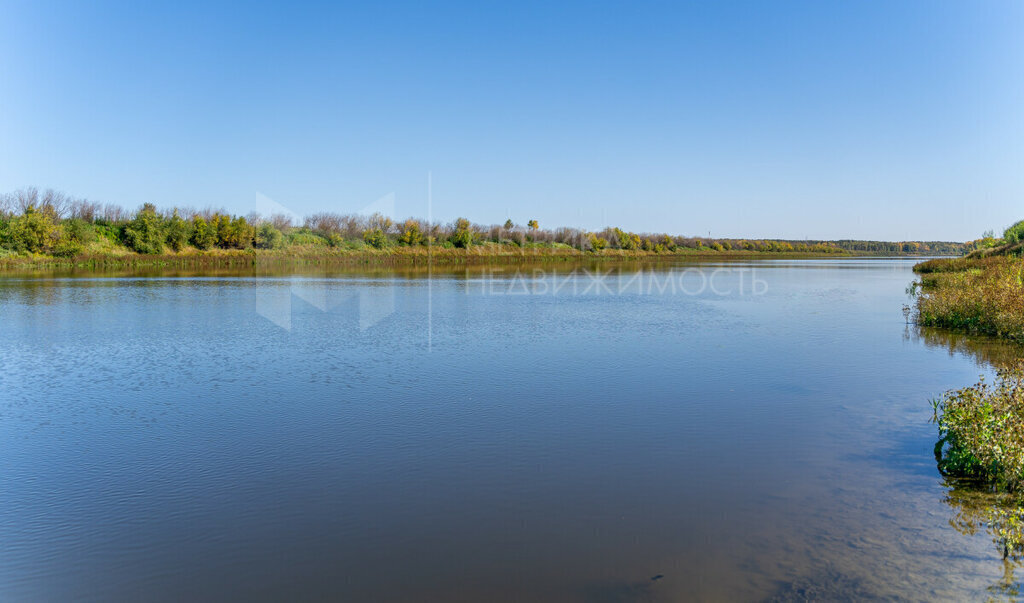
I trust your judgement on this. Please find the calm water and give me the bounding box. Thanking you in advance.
[0,258,1020,601]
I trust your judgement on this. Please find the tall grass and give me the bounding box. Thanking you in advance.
[914,256,1024,343]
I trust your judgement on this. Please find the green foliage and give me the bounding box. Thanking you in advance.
[587,233,607,251]
[63,218,96,245]
[165,211,192,252]
[123,204,165,254]
[51,237,83,258]
[613,227,641,250]
[4,206,61,253]
[327,233,345,247]
[398,219,423,246]
[363,228,389,249]
[190,216,216,250]
[1005,220,1024,245]
[504,219,514,230]
[914,256,1024,342]
[935,365,1024,558]
[527,219,538,230]
[287,230,328,247]
[254,223,284,249]
[449,218,474,248]
[215,215,255,249]
[935,365,1024,489]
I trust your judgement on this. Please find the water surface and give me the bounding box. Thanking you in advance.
[0,258,1019,601]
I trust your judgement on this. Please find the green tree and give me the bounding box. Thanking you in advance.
[165,211,191,251]
[190,216,216,250]
[613,227,640,250]
[527,219,538,230]
[123,204,165,254]
[1004,220,1024,245]
[253,223,283,249]
[216,215,254,249]
[504,219,514,230]
[449,218,474,248]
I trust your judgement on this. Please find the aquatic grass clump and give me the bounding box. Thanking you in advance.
[935,365,1024,558]
[935,365,1024,489]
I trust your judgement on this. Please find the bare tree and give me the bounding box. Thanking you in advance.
[39,188,72,218]
[70,199,102,222]
[15,187,39,213]
[366,212,394,233]
[196,206,226,221]
[268,213,294,231]
[101,203,127,223]
[0,192,13,218]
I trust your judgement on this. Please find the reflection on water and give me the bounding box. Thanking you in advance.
[909,324,1024,370]
[943,486,1024,598]
[2,258,1024,601]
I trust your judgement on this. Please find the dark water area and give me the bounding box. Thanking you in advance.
[1,258,1021,601]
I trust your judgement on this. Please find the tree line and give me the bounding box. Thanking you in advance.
[0,187,971,257]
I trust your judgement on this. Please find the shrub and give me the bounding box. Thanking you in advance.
[4,206,61,253]
[288,231,328,247]
[123,204,166,254]
[254,223,284,249]
[165,211,192,251]
[398,219,423,246]
[363,228,388,249]
[51,238,83,258]
[63,218,96,245]
[914,257,1024,342]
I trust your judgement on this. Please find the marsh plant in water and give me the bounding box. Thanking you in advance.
[935,364,1024,560]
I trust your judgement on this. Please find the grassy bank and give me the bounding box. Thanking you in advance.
[0,245,865,273]
[912,256,1024,343]
[916,223,1024,560]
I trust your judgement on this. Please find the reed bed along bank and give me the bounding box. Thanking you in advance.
[0,245,857,272]
[913,255,1024,343]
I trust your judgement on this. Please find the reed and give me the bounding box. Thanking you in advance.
[913,256,1024,343]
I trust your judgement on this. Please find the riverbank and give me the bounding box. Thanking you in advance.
[0,245,868,272]
[915,253,1024,559]
[913,255,1024,343]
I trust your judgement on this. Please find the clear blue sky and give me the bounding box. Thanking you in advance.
[1,0,1021,241]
